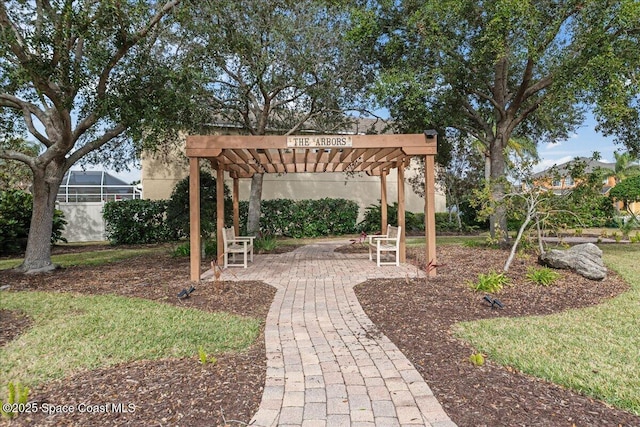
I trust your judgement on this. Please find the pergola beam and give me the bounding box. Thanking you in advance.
[185,132,438,282]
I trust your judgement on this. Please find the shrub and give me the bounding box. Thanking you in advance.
[171,239,217,258]
[526,266,561,286]
[469,271,509,293]
[165,170,233,239]
[171,241,191,257]
[0,189,66,255]
[254,234,278,252]
[359,202,425,233]
[240,198,358,238]
[103,199,170,244]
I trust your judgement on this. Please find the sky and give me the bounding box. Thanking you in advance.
[534,113,622,173]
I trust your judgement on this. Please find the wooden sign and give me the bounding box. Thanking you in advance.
[287,135,353,148]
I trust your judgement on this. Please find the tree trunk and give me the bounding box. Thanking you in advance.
[246,173,264,235]
[489,133,509,244]
[17,168,64,273]
[484,155,491,182]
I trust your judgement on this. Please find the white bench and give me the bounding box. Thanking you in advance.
[368,225,401,266]
[222,226,255,268]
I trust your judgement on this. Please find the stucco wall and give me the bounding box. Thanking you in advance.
[57,202,106,242]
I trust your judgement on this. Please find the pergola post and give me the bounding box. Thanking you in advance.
[216,167,225,265]
[425,155,437,276]
[233,177,240,236]
[380,170,388,232]
[397,161,406,263]
[189,158,201,282]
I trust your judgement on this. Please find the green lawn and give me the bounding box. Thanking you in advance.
[0,292,261,388]
[454,244,640,415]
[0,247,166,270]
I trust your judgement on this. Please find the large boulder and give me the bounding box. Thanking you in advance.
[539,243,607,280]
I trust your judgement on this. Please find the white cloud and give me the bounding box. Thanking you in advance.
[532,155,574,173]
[544,141,562,150]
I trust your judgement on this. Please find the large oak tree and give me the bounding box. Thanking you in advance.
[356,0,640,241]
[182,0,372,234]
[0,0,205,272]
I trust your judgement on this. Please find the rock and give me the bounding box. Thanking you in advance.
[539,243,607,280]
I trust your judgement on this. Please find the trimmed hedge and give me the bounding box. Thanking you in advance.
[103,199,170,244]
[358,202,425,233]
[165,171,232,239]
[240,198,359,238]
[104,196,360,245]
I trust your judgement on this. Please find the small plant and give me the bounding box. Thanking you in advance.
[526,266,561,286]
[612,232,622,243]
[469,353,485,366]
[631,232,640,243]
[349,231,368,245]
[463,239,485,248]
[0,382,30,420]
[254,234,278,252]
[469,271,509,293]
[171,241,190,257]
[197,346,217,365]
[204,238,217,257]
[574,228,583,237]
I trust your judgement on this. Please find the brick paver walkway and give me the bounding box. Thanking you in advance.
[212,241,456,427]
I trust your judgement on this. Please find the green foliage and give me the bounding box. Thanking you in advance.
[469,353,485,367]
[0,382,29,420]
[469,271,509,293]
[254,234,278,252]
[170,239,216,258]
[240,198,359,238]
[165,171,232,240]
[616,216,639,238]
[197,346,217,365]
[358,202,425,233]
[526,267,561,286]
[610,175,640,210]
[171,242,191,257]
[103,199,170,245]
[0,138,38,192]
[0,189,66,255]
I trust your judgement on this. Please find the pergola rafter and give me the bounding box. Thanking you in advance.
[186,133,438,282]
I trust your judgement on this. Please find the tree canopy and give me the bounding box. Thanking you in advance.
[180,0,372,234]
[353,0,640,240]
[0,0,202,272]
[609,175,640,213]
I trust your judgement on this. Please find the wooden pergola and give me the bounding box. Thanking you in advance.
[186,132,438,281]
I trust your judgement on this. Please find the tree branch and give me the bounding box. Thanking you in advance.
[66,123,127,167]
[0,149,37,169]
[0,95,51,146]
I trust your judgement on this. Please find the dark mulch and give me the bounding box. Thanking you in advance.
[2,243,639,426]
[355,245,640,427]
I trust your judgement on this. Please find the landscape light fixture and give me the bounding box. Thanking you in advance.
[483,295,504,309]
[178,286,196,299]
[423,129,438,139]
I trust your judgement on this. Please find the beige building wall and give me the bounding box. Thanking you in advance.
[141,147,447,220]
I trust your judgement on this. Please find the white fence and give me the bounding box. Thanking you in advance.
[56,185,142,203]
[57,202,107,242]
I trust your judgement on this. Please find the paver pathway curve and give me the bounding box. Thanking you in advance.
[216,241,456,427]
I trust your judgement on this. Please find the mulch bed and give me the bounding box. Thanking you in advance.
[1,242,639,426]
[355,244,640,427]
[1,252,275,427]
